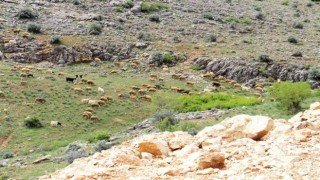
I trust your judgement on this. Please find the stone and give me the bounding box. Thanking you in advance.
[138,140,170,157]
[197,152,225,170]
[33,155,51,164]
[0,159,9,167]
[243,116,274,140]
[310,102,320,110]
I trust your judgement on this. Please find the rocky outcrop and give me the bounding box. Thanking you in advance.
[0,36,135,65]
[193,57,312,86]
[40,102,320,180]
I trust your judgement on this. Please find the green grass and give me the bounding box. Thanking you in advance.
[175,93,261,113]
[224,17,252,24]
[140,2,169,13]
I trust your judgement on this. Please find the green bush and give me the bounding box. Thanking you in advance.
[308,68,320,81]
[256,54,272,63]
[149,14,160,22]
[268,82,311,113]
[17,8,38,19]
[191,65,202,70]
[293,22,303,29]
[122,0,134,9]
[24,117,42,128]
[163,53,174,63]
[114,6,124,12]
[140,2,168,13]
[87,131,110,143]
[72,0,81,5]
[288,35,298,44]
[150,52,175,65]
[157,117,179,132]
[49,35,61,44]
[175,93,261,113]
[88,22,103,35]
[0,151,13,159]
[208,33,217,42]
[137,32,152,41]
[27,23,41,33]
[256,12,265,20]
[203,13,214,20]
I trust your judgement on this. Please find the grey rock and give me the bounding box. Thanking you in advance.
[0,159,9,167]
[33,155,51,164]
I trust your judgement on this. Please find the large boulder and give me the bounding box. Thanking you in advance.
[138,140,170,157]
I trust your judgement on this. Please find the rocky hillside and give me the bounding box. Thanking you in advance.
[41,102,320,179]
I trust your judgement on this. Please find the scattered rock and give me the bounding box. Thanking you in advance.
[33,155,51,164]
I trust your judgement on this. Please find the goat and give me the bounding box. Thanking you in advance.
[66,77,76,83]
[98,87,105,93]
[35,98,46,103]
[50,121,62,127]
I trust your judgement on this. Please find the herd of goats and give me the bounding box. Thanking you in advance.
[0,61,265,125]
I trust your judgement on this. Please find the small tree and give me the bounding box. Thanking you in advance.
[267,82,311,113]
[24,117,42,128]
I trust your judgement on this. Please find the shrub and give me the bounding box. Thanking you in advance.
[49,35,61,44]
[87,131,110,143]
[93,15,103,21]
[163,53,174,63]
[0,151,13,159]
[88,22,103,35]
[27,23,41,33]
[94,140,114,152]
[140,2,168,13]
[65,149,87,163]
[17,8,37,19]
[122,0,134,9]
[137,32,152,41]
[150,52,175,66]
[114,6,124,12]
[308,68,320,81]
[149,14,160,22]
[191,65,202,70]
[24,117,42,128]
[175,93,261,113]
[293,22,303,29]
[72,0,81,5]
[157,117,179,132]
[153,109,176,122]
[203,13,214,20]
[256,12,265,20]
[288,35,298,44]
[208,33,217,42]
[281,0,289,5]
[256,54,272,63]
[268,82,311,113]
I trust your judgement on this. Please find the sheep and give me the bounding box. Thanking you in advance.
[20,81,27,86]
[118,94,126,98]
[146,85,154,89]
[114,62,122,67]
[82,111,92,119]
[85,87,92,91]
[142,84,149,88]
[35,98,46,103]
[177,89,190,94]
[138,89,147,95]
[149,64,156,68]
[234,83,241,88]
[87,80,95,85]
[98,87,105,93]
[100,96,109,102]
[132,86,140,91]
[94,58,102,64]
[3,108,8,114]
[11,68,18,72]
[171,73,181,79]
[97,100,106,106]
[178,76,187,81]
[150,74,158,79]
[22,32,30,38]
[159,77,164,81]
[13,29,21,34]
[90,116,99,121]
[255,83,263,88]
[85,108,94,113]
[148,88,157,92]
[27,74,34,78]
[81,98,90,104]
[91,103,100,108]
[73,88,83,93]
[186,81,195,86]
[140,95,152,102]
[106,96,113,101]
[81,79,88,83]
[242,86,251,92]
[50,121,62,127]
[130,63,138,69]
[253,93,262,97]
[212,81,221,87]
[202,72,213,78]
[255,87,264,92]
[129,95,138,101]
[66,77,76,83]
[110,70,119,74]
[0,91,5,97]
[162,67,169,72]
[171,87,179,92]
[20,73,28,78]
[129,90,137,95]
[21,68,31,73]
[149,78,156,82]
[58,72,67,77]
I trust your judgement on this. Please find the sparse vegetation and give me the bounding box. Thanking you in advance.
[308,68,320,81]
[288,35,298,44]
[24,117,42,128]
[293,22,304,29]
[203,13,214,20]
[175,93,261,113]
[88,22,103,35]
[17,8,37,19]
[137,32,152,41]
[256,54,272,63]
[140,2,168,13]
[49,35,61,44]
[149,14,160,22]
[122,0,134,9]
[27,23,41,33]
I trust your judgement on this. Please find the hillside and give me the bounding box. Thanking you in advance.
[41,102,320,179]
[0,0,319,179]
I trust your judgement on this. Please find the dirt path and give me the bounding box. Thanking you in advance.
[0,132,13,150]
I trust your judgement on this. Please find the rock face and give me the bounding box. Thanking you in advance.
[40,102,320,179]
[193,57,311,86]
